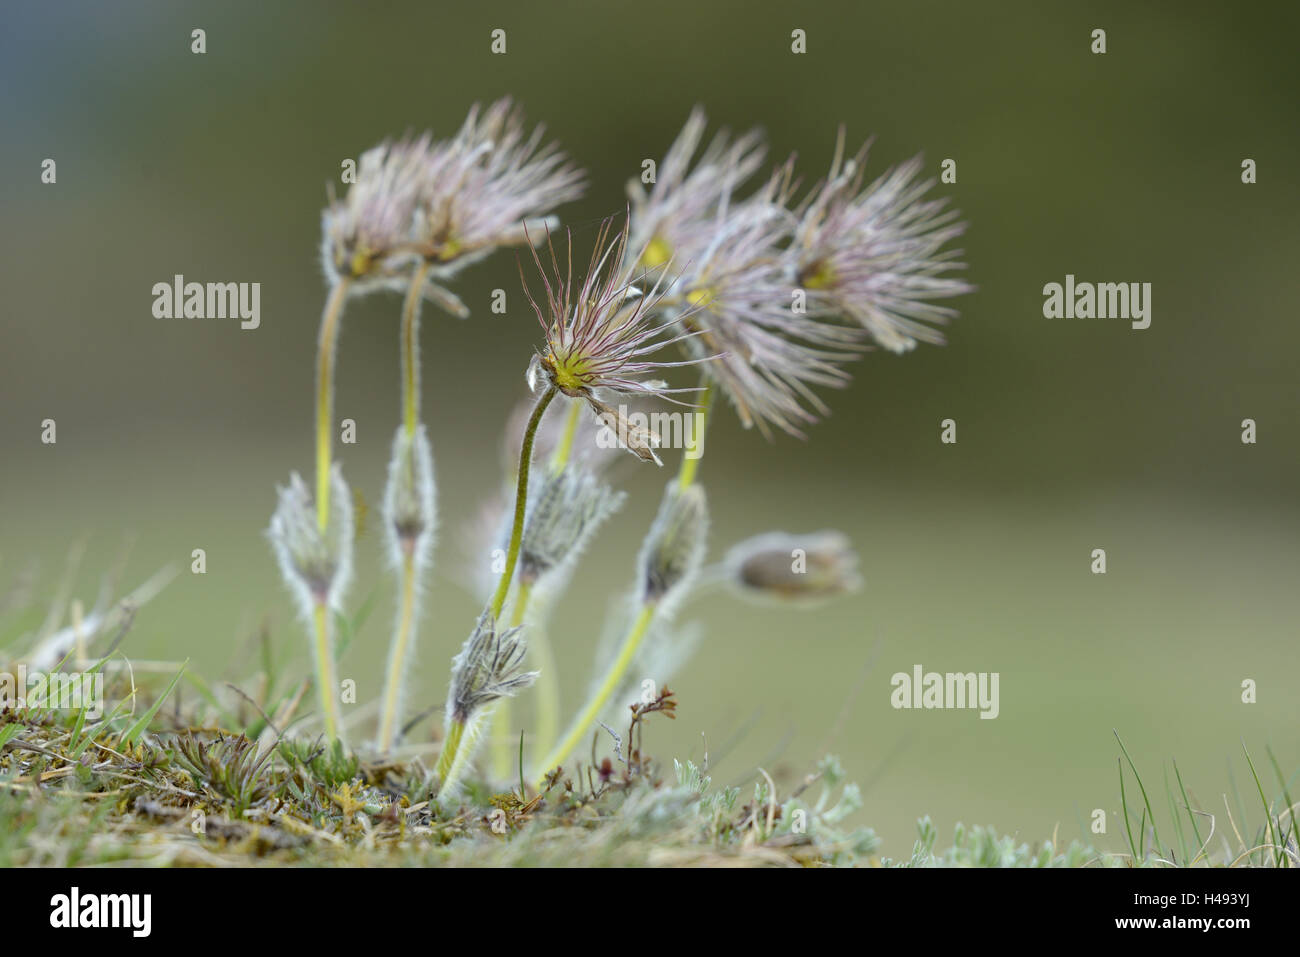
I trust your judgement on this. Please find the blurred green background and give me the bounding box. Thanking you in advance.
[2,0,1297,856]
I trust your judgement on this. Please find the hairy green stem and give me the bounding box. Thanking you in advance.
[312,603,344,743]
[489,386,557,619]
[315,279,351,530]
[377,551,417,752]
[489,580,533,778]
[400,263,430,439]
[377,265,431,753]
[676,378,713,491]
[550,399,583,471]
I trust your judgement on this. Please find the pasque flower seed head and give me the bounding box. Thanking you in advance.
[321,98,584,294]
[522,214,718,463]
[793,133,971,354]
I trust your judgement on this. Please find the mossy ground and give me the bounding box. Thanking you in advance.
[2,663,1292,868]
[0,666,1099,867]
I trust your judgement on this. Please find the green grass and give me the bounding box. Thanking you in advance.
[2,652,1292,867]
[2,561,1294,868]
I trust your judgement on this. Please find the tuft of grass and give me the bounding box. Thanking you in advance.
[1113,732,1296,868]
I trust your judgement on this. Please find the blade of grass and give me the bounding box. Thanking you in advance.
[1265,744,1296,856]
[1118,757,1137,861]
[1138,806,1148,862]
[119,661,187,747]
[1225,759,1253,864]
[1114,730,1162,858]
[518,730,527,801]
[1173,759,1204,856]
[1164,763,1186,864]
[1242,742,1282,868]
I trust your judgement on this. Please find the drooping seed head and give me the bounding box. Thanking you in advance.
[793,133,972,353]
[637,481,709,607]
[321,99,585,294]
[321,135,434,292]
[267,467,355,617]
[723,530,862,602]
[661,174,867,439]
[445,610,538,726]
[414,98,585,277]
[627,106,767,273]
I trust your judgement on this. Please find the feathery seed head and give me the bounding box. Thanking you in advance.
[627,107,767,273]
[446,610,538,726]
[638,482,709,607]
[321,99,585,292]
[794,135,971,353]
[522,215,717,463]
[724,530,862,602]
[321,135,433,291]
[267,467,355,616]
[661,175,867,439]
[413,98,586,279]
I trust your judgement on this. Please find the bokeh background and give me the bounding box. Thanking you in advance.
[2,0,1297,856]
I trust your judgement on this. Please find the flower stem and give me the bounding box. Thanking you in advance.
[377,550,417,752]
[676,378,713,491]
[524,593,561,765]
[434,715,466,792]
[312,602,344,743]
[489,386,557,619]
[315,279,352,530]
[549,399,582,472]
[533,602,655,786]
[400,264,430,439]
[488,579,533,778]
[376,265,432,754]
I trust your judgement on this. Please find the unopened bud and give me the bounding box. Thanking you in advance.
[267,466,355,617]
[724,530,861,602]
[382,425,437,569]
[446,610,538,726]
[520,468,625,585]
[638,482,708,606]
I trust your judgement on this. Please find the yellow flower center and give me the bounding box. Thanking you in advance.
[640,236,673,269]
[349,249,374,277]
[544,349,590,395]
[686,286,716,309]
[436,236,463,262]
[800,260,837,290]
